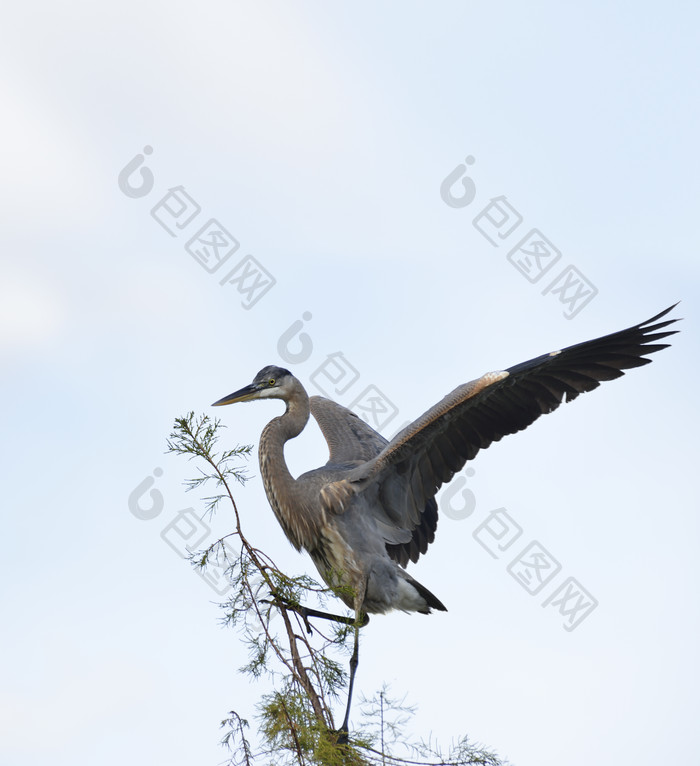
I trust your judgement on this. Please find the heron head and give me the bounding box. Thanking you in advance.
[212,365,295,406]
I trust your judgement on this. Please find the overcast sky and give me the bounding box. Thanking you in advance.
[1,3,698,765]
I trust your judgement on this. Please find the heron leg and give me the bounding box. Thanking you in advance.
[334,582,367,746]
[335,618,361,745]
[261,591,369,635]
[262,588,366,745]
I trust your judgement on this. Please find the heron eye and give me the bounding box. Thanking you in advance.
[269,379,275,386]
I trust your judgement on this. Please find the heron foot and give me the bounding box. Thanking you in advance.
[259,592,314,634]
[330,726,349,746]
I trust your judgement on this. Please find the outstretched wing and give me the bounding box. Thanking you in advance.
[342,304,680,566]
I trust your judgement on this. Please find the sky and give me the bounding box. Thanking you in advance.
[1,2,699,765]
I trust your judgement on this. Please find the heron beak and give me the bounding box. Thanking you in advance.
[211,383,260,406]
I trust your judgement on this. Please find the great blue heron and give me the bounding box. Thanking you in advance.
[212,303,678,738]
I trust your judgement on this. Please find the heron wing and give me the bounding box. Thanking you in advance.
[346,304,679,566]
[309,395,388,465]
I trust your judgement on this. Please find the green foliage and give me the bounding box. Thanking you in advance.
[168,413,510,766]
[167,412,253,517]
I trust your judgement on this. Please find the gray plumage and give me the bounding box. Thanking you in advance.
[213,304,679,620]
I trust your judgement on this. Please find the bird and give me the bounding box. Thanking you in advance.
[212,303,679,737]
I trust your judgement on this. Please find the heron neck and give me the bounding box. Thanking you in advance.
[259,389,314,550]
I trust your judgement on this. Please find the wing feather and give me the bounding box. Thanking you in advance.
[349,304,680,565]
[309,396,388,465]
